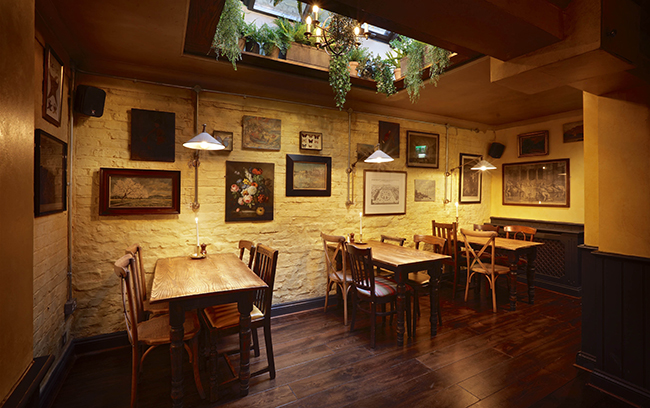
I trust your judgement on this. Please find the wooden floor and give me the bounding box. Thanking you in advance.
[49,280,634,408]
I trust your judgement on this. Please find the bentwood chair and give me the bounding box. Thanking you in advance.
[432,220,461,298]
[347,243,411,348]
[460,229,511,313]
[125,244,168,318]
[201,244,279,386]
[376,235,406,277]
[497,225,538,268]
[321,233,353,325]
[114,254,205,407]
[409,235,446,329]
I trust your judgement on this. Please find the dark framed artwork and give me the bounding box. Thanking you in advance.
[225,161,274,221]
[378,121,400,158]
[414,179,435,202]
[407,131,439,168]
[563,121,584,143]
[242,116,281,150]
[99,168,180,215]
[34,129,67,217]
[459,153,482,204]
[212,130,233,151]
[42,46,64,127]
[502,159,570,207]
[518,130,549,157]
[286,154,331,196]
[130,109,175,162]
[299,131,322,150]
[363,170,407,215]
[357,143,374,161]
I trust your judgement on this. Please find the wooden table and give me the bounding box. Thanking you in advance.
[352,241,450,346]
[150,253,267,408]
[460,235,544,310]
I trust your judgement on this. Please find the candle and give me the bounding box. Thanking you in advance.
[359,212,363,237]
[455,202,459,218]
[195,217,200,247]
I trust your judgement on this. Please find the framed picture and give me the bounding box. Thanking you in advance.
[563,121,584,143]
[99,168,181,216]
[378,121,400,158]
[131,109,175,162]
[407,131,439,168]
[459,153,482,204]
[299,131,322,150]
[363,170,407,215]
[225,161,274,221]
[518,130,549,157]
[286,154,331,197]
[42,46,64,127]
[212,130,233,151]
[34,129,67,217]
[414,179,435,202]
[242,116,281,150]
[502,159,570,207]
[357,143,374,161]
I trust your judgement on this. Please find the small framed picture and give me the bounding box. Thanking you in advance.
[379,121,400,158]
[363,170,407,215]
[34,129,67,217]
[42,46,64,127]
[130,109,175,162]
[242,116,281,150]
[286,154,331,196]
[414,179,435,202]
[212,130,233,151]
[459,153,482,204]
[299,131,322,150]
[563,121,583,143]
[407,131,439,168]
[518,130,549,157]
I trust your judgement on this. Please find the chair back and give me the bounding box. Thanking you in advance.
[125,244,147,307]
[346,244,376,299]
[413,234,445,254]
[238,240,257,268]
[251,244,279,318]
[321,232,347,278]
[432,220,458,260]
[504,225,537,241]
[474,223,499,233]
[114,253,141,345]
[460,228,498,274]
[380,235,406,246]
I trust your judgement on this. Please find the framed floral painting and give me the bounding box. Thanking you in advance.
[225,161,274,221]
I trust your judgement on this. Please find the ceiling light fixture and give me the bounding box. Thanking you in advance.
[304,5,369,56]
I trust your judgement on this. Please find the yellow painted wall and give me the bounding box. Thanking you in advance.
[583,93,599,246]
[490,114,585,224]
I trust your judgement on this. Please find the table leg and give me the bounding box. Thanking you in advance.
[237,297,253,396]
[508,253,518,311]
[169,301,185,408]
[428,263,439,338]
[396,275,405,346]
[526,249,538,304]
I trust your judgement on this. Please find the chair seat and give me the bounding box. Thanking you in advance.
[138,311,200,345]
[470,264,511,275]
[329,269,353,283]
[202,303,264,330]
[407,271,430,286]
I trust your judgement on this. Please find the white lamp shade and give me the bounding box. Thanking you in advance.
[470,159,497,171]
[364,149,394,163]
[183,131,225,150]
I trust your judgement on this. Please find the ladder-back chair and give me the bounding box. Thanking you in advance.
[125,244,168,318]
[238,240,256,268]
[432,220,460,298]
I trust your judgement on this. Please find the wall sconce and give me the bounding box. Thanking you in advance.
[183,124,224,211]
[444,156,496,177]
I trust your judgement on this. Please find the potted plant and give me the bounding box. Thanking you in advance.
[211,0,245,70]
[241,20,262,54]
[347,46,370,77]
[258,23,277,56]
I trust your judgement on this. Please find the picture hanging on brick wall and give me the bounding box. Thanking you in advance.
[130,109,175,162]
[299,131,322,150]
[242,116,281,150]
[99,168,181,215]
[42,46,64,127]
[286,154,331,196]
[378,121,400,158]
[414,179,435,202]
[225,161,274,221]
[212,130,233,151]
[459,153,482,204]
[35,129,67,217]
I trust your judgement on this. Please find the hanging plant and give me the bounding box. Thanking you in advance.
[329,54,351,109]
[372,56,397,97]
[404,40,426,103]
[211,0,244,70]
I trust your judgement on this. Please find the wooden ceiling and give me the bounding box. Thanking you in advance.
[37,0,588,128]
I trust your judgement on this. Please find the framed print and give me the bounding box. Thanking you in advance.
[363,170,407,215]
[99,168,180,215]
[378,121,400,158]
[459,153,482,204]
[42,46,64,126]
[563,121,583,143]
[502,159,570,207]
[300,131,322,150]
[414,179,435,202]
[357,143,374,161]
[242,116,281,150]
[518,130,549,157]
[212,130,233,151]
[226,161,274,221]
[131,109,175,162]
[407,131,439,168]
[34,129,67,217]
[286,154,331,197]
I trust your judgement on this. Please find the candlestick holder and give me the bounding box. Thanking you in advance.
[190,244,206,259]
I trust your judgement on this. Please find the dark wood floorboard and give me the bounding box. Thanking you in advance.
[48,281,634,408]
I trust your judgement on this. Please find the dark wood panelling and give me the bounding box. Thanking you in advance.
[622,261,645,386]
[603,257,623,378]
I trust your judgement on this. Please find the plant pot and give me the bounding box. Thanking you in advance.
[238,38,245,51]
[286,42,330,69]
[349,61,359,77]
[399,57,408,75]
[245,39,260,54]
[394,67,402,80]
[265,46,287,60]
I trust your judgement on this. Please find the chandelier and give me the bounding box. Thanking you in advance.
[304,6,369,56]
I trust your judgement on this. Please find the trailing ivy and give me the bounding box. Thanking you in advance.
[211,0,244,70]
[329,54,351,109]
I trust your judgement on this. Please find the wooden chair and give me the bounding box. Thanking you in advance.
[113,254,205,407]
[474,223,499,232]
[201,244,279,386]
[497,225,538,268]
[125,244,168,318]
[376,235,406,277]
[432,220,461,298]
[321,233,353,325]
[409,235,445,330]
[459,229,511,313]
[238,239,256,268]
[347,243,411,348]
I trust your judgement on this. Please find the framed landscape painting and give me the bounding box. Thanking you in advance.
[242,116,281,150]
[459,153,482,204]
[414,179,435,202]
[286,154,331,196]
[364,170,407,215]
[225,161,274,221]
[502,159,570,207]
[34,129,67,217]
[99,168,180,215]
[518,130,549,157]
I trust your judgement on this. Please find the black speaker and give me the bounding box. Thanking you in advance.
[74,85,106,117]
[488,142,505,158]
